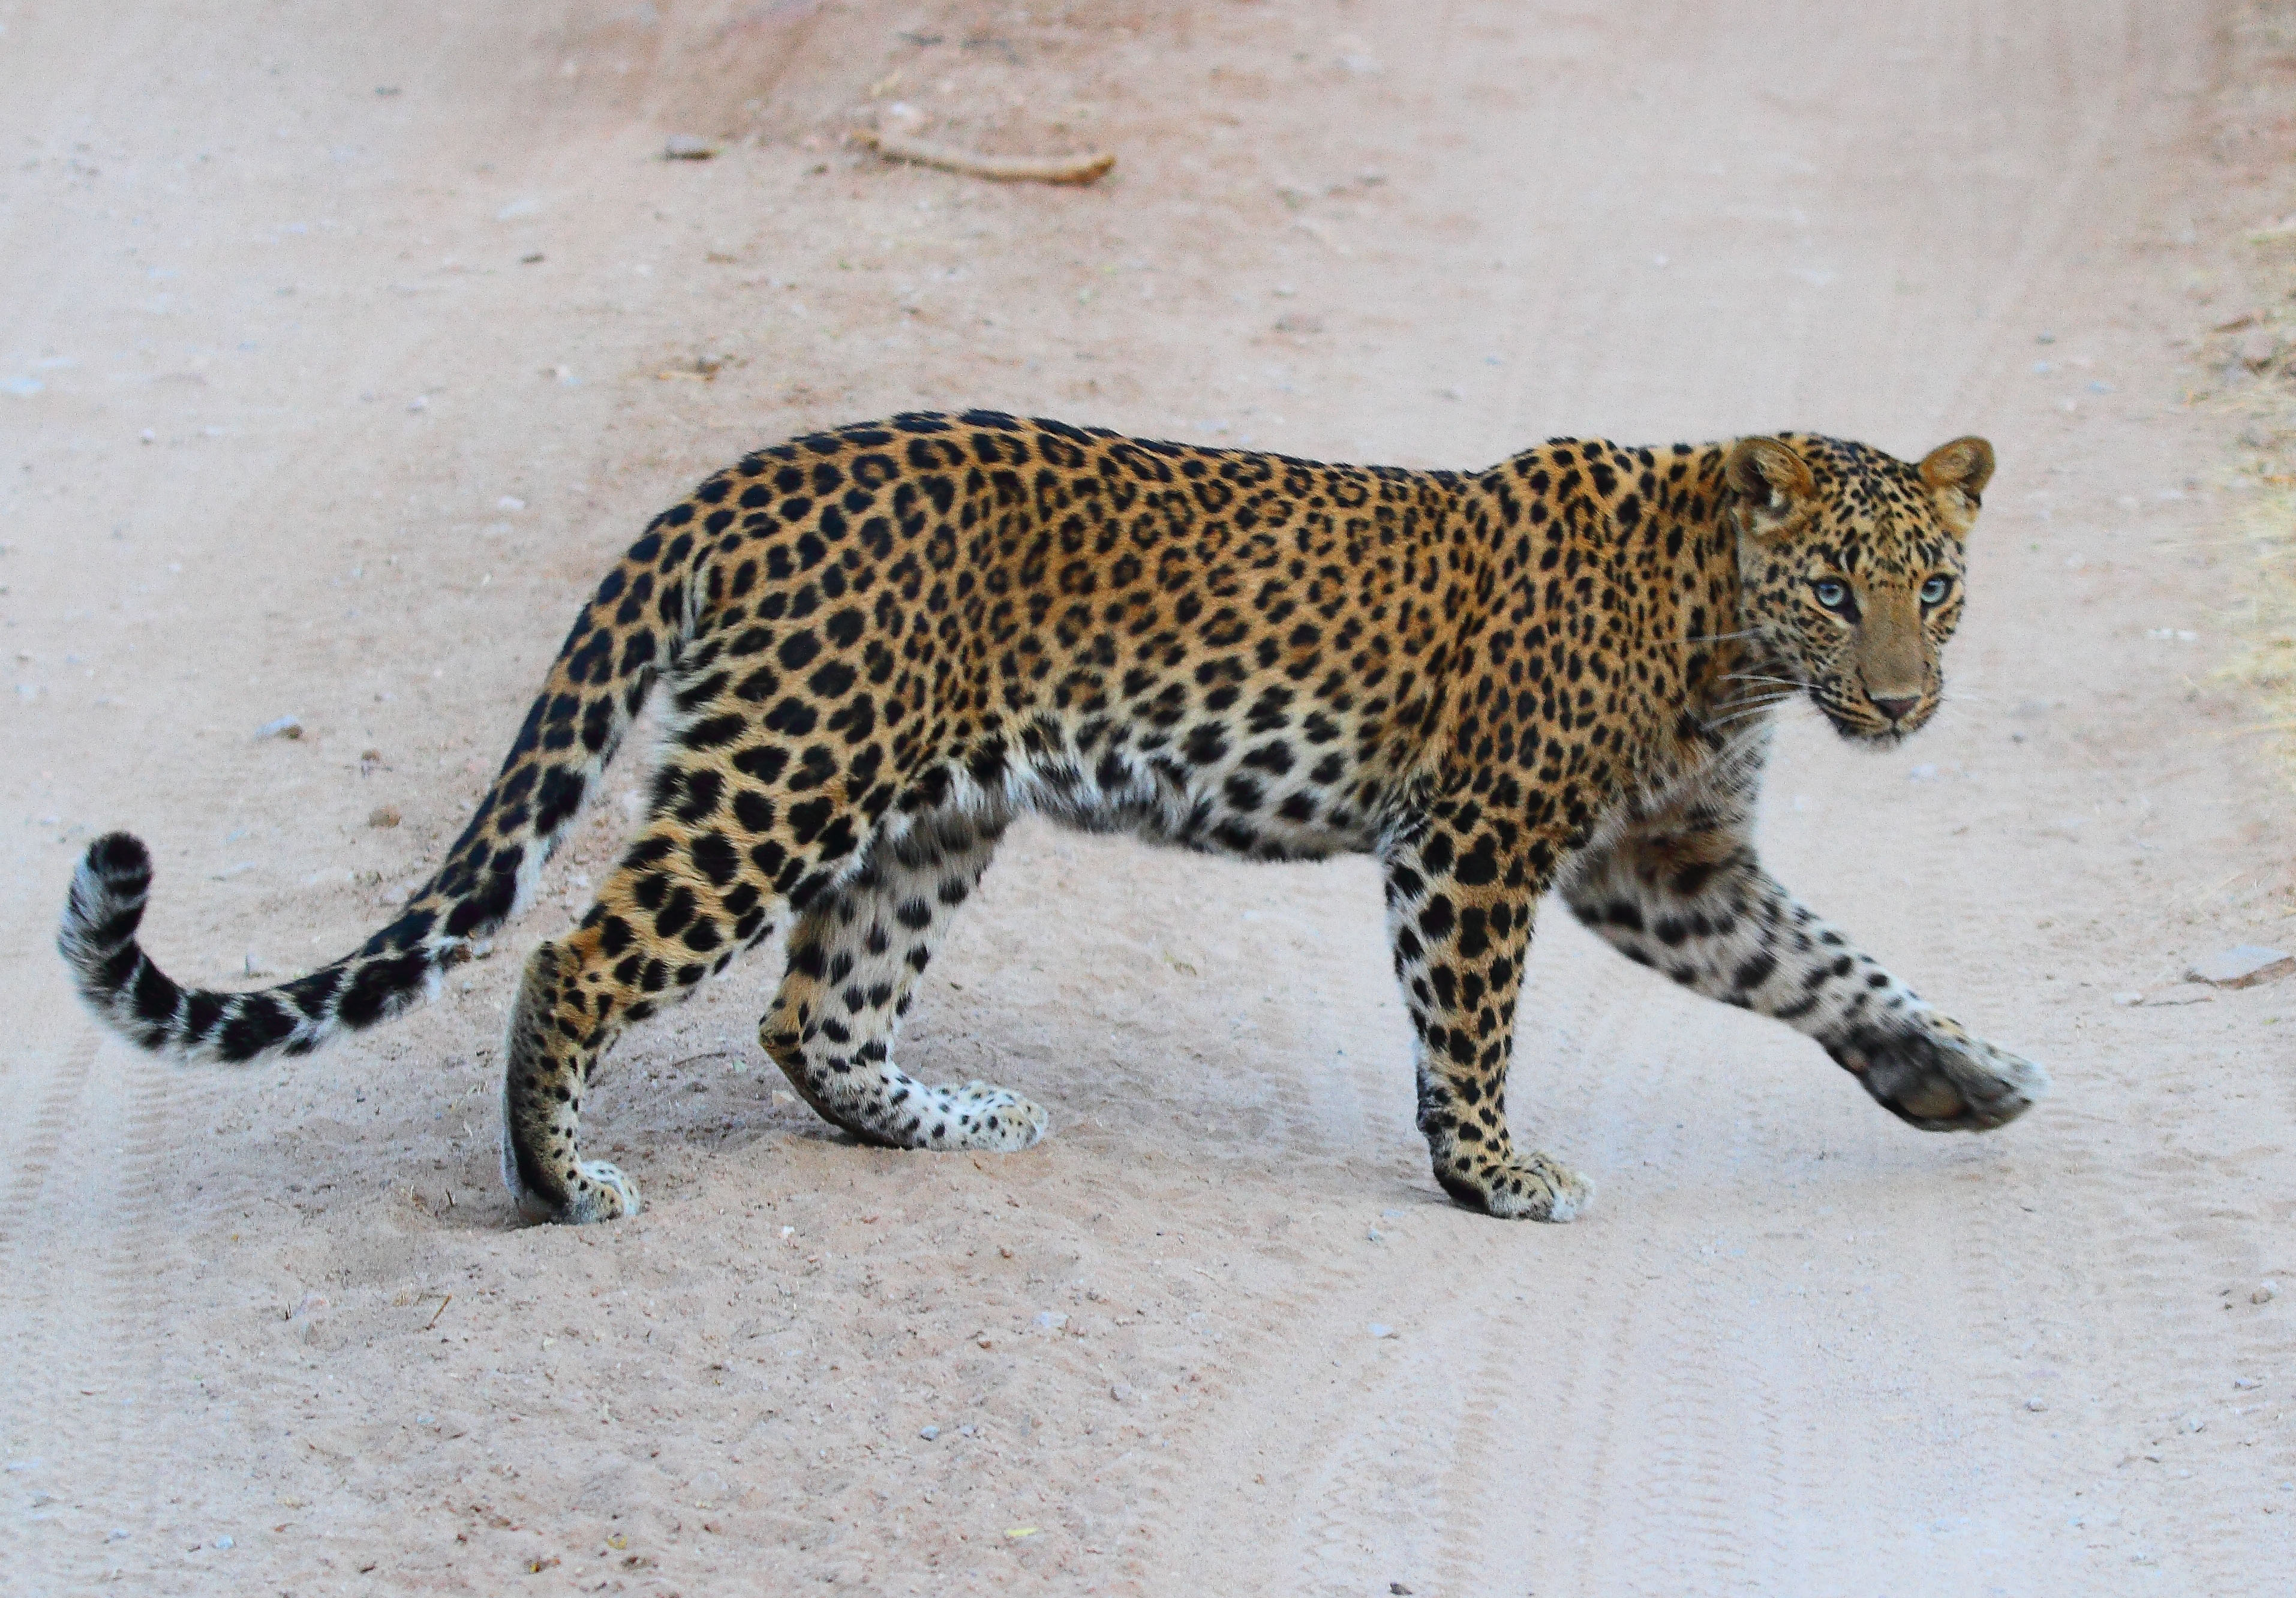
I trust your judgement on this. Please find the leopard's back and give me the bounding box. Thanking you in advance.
[660,410,1490,868]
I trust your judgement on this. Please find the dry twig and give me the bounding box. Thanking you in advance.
[861,125,1113,186]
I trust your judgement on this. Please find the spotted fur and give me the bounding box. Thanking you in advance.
[59,412,2046,1224]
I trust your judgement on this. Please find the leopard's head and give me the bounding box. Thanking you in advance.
[1724,432,1993,746]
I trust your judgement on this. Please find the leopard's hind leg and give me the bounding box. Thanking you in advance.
[762,809,1047,1152]
[499,748,834,1223]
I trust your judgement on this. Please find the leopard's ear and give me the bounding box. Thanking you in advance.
[1918,435,1994,534]
[1723,436,1817,543]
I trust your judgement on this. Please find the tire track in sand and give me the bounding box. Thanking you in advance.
[0,1031,193,1593]
[0,1029,99,1256]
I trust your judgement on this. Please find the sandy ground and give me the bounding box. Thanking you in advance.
[4,1,2294,1593]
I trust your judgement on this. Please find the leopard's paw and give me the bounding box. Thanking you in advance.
[513,1159,643,1225]
[1841,1016,2049,1132]
[1436,1150,1594,1222]
[927,1081,1048,1152]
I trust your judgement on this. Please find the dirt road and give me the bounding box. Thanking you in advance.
[4,1,2291,1592]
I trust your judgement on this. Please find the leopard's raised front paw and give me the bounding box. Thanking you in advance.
[1841,1017,2050,1132]
[1435,1150,1594,1222]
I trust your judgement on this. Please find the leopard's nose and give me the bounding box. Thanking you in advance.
[1871,694,1919,724]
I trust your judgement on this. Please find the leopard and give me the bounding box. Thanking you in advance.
[59,411,2049,1225]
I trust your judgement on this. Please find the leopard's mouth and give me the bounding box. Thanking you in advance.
[1813,692,1930,746]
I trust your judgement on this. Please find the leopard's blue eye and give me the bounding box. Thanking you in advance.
[1813,580,1850,611]
[1920,575,1951,605]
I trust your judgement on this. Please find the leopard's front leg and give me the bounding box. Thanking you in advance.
[1382,815,1591,1221]
[1561,798,2048,1133]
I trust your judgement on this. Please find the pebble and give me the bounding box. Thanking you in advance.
[2184,1415,2206,1434]
[1369,1323,1395,1339]
[2138,984,2214,1008]
[255,715,303,740]
[918,1425,939,1441]
[2234,1376,2262,1390]
[2187,945,2294,989]
[367,805,401,828]
[215,1535,234,1550]
[1367,1228,1384,1242]
[2256,1281,2279,1305]
[288,1290,331,1345]
[2236,328,2285,370]
[2024,1397,2048,1412]
[1110,1383,1134,1402]
[665,134,716,160]
[497,495,525,512]
[1034,1311,1067,1330]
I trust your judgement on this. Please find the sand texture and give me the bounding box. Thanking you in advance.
[3,1,2292,1592]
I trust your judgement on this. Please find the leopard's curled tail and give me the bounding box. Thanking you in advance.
[58,502,717,1063]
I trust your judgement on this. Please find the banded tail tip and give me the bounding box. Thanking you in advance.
[64,831,156,955]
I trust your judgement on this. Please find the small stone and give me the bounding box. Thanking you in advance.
[406,394,428,412]
[918,1425,939,1441]
[2141,984,2214,1007]
[2237,328,2285,370]
[140,428,155,443]
[2187,946,2295,989]
[2255,1281,2279,1305]
[255,715,303,740]
[367,804,401,828]
[2111,992,2144,1007]
[1110,1383,1134,1402]
[288,1290,332,1345]
[1367,1228,1384,1242]
[2184,1415,2206,1434]
[1034,1311,1068,1330]
[2024,1397,2048,1412]
[665,134,717,161]
[1369,1323,1395,1339]
[497,495,525,512]
[106,1528,129,1542]
[2234,1376,2262,1390]
[215,1534,234,1550]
